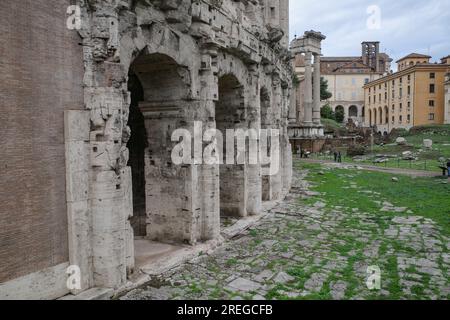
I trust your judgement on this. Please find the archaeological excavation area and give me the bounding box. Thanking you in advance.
[0,0,294,299]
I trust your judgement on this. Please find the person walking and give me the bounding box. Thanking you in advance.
[333,150,338,162]
[338,151,342,163]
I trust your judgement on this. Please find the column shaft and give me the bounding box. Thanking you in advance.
[313,54,321,124]
[303,52,313,124]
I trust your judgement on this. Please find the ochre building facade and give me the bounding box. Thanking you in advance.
[364,53,450,134]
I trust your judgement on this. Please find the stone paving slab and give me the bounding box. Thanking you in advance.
[121,166,450,301]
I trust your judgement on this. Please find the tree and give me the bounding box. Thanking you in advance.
[321,104,335,120]
[335,107,345,123]
[320,77,332,101]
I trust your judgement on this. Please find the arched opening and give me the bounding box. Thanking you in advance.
[216,74,247,217]
[373,109,377,126]
[369,109,372,126]
[335,105,345,123]
[349,105,358,118]
[127,52,196,272]
[127,73,147,237]
[362,106,365,118]
[378,107,383,125]
[384,106,389,124]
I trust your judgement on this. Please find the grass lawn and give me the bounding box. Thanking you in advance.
[318,125,450,172]
[296,161,450,236]
[291,161,449,300]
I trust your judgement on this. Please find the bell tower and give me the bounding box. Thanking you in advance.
[362,41,380,72]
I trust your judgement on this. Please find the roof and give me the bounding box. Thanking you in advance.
[396,53,431,63]
[363,63,450,88]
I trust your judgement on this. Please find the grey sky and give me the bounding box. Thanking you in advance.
[289,0,450,69]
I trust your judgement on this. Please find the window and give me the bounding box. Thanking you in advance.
[400,77,403,84]
[407,114,411,123]
[399,115,403,123]
[430,84,435,93]
[429,113,435,120]
[385,92,387,100]
[429,100,435,107]
[379,93,381,101]
[369,96,371,104]
[400,103,403,111]
[407,75,411,81]
[392,104,395,112]
[392,80,395,86]
[392,116,395,124]
[379,84,381,90]
[392,90,395,99]
[407,101,411,111]
[430,73,435,79]
[399,88,403,98]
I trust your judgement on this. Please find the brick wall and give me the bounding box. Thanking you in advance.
[0,0,84,282]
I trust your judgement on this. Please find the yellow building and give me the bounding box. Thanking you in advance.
[364,53,449,134]
[321,42,392,125]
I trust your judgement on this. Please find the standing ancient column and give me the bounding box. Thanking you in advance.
[313,53,321,124]
[303,51,313,124]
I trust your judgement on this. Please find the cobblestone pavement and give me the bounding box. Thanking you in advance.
[121,167,450,300]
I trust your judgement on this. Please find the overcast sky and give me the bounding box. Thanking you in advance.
[289,0,450,69]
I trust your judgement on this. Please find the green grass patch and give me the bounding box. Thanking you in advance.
[296,161,450,236]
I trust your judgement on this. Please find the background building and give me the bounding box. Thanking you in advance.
[364,54,450,134]
[321,42,392,125]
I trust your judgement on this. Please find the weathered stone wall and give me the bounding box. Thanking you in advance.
[71,0,294,291]
[0,0,84,283]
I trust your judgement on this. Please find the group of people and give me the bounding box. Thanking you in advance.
[333,151,342,163]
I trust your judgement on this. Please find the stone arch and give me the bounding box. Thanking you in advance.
[349,105,358,118]
[335,105,345,123]
[378,107,383,125]
[369,109,372,126]
[373,108,377,126]
[127,52,197,245]
[120,23,200,100]
[216,73,247,217]
[216,52,249,91]
[384,106,389,124]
